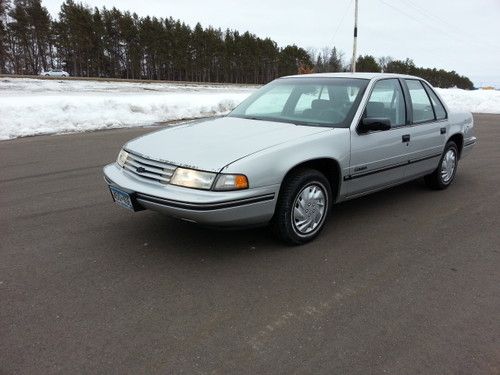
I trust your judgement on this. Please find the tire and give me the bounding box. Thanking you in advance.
[425,141,459,190]
[272,169,332,245]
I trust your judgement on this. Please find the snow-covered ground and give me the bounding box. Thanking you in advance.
[0,77,499,140]
[0,78,256,140]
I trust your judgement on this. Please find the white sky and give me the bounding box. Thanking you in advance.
[42,0,500,87]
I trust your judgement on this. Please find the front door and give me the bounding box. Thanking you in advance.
[347,78,410,197]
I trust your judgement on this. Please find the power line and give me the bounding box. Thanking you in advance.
[331,0,354,45]
[399,0,500,49]
[377,0,472,45]
[378,0,499,50]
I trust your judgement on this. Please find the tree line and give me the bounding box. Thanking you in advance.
[0,0,474,88]
[0,0,311,83]
[309,49,474,89]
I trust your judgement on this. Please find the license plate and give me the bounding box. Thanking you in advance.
[109,186,136,211]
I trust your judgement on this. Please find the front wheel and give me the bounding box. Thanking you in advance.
[425,141,459,190]
[272,169,332,245]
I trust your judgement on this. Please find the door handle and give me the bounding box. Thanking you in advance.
[402,134,410,142]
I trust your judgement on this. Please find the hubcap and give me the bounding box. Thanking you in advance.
[440,149,456,183]
[292,183,327,235]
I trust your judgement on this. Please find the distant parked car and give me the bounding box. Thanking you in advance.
[104,73,476,244]
[39,69,69,77]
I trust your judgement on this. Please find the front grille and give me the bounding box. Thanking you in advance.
[123,151,177,185]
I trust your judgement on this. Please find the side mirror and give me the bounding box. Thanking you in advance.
[359,117,391,133]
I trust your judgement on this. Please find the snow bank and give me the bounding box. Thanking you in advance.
[0,77,499,140]
[0,78,255,140]
[436,88,500,114]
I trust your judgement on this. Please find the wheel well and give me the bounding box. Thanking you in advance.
[281,158,341,202]
[448,133,464,158]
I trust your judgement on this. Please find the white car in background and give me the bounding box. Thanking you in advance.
[40,69,70,77]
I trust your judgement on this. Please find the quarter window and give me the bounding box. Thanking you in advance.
[365,79,406,127]
[423,83,447,120]
[405,79,435,123]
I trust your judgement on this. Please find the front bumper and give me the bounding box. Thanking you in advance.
[103,163,279,226]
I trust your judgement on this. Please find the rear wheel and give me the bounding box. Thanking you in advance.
[272,169,332,245]
[425,141,458,190]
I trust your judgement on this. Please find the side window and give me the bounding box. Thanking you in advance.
[423,83,447,120]
[405,79,435,123]
[365,79,406,127]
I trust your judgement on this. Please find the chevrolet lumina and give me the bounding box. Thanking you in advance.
[103,73,476,244]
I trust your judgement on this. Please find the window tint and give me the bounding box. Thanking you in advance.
[424,83,447,120]
[406,79,434,123]
[365,79,406,126]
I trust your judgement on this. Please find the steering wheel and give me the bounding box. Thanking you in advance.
[319,108,344,122]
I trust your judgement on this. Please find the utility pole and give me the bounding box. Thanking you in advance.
[351,0,359,72]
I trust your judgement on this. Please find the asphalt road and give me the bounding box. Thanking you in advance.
[1,115,499,374]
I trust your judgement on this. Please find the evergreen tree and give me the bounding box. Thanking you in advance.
[356,55,381,72]
[0,0,7,73]
[327,47,343,72]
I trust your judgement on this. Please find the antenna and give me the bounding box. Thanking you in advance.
[351,0,359,72]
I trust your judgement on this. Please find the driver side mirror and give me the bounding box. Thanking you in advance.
[358,117,391,133]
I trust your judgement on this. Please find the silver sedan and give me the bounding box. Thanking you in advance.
[104,73,476,244]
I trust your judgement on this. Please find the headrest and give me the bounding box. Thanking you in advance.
[311,99,331,110]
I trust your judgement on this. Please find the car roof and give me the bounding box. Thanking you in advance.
[281,72,421,80]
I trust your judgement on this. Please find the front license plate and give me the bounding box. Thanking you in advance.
[109,186,136,211]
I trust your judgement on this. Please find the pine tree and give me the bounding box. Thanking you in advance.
[356,55,381,72]
[327,47,343,72]
[0,0,7,73]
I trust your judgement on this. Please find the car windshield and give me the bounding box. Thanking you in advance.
[228,77,369,128]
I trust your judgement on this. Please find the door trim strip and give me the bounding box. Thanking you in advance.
[344,152,442,181]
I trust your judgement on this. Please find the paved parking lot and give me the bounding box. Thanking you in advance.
[1,114,499,374]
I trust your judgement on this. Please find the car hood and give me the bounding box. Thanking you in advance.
[125,116,330,172]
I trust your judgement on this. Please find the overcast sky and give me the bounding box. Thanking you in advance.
[42,0,500,87]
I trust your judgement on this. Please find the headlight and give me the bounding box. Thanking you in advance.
[170,168,217,190]
[214,174,249,190]
[117,149,129,167]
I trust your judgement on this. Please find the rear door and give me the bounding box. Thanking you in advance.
[347,78,411,197]
[402,79,447,178]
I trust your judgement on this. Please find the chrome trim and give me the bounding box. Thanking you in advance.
[122,150,177,185]
[136,192,275,211]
